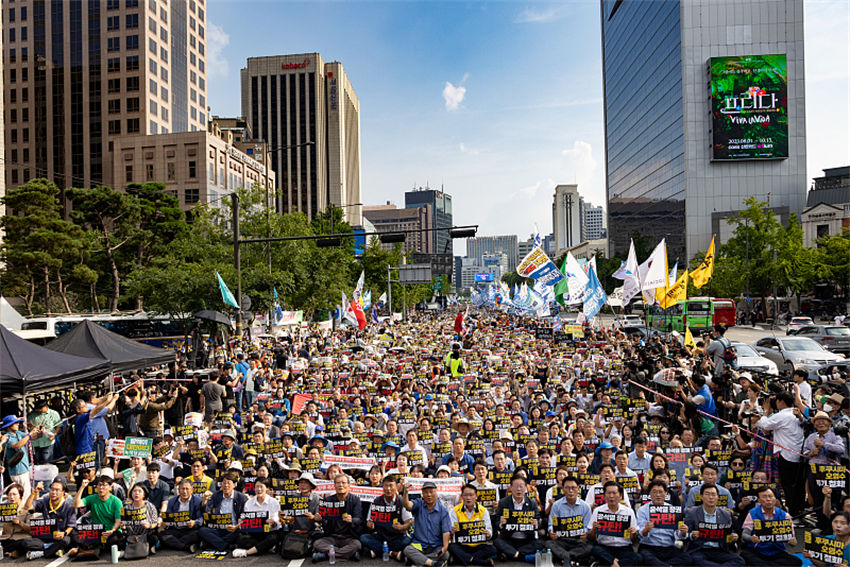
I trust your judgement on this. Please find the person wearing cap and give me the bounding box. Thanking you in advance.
[360,474,413,560]
[199,471,248,551]
[401,480,452,567]
[70,474,125,558]
[18,478,75,560]
[210,429,244,469]
[448,484,497,566]
[312,474,363,562]
[283,472,321,537]
[589,441,616,475]
[27,399,61,465]
[160,479,204,553]
[804,410,846,531]
[1,414,33,500]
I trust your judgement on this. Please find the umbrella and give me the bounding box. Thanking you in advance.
[192,310,233,328]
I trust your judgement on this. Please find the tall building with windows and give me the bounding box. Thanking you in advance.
[583,203,606,240]
[601,0,806,260]
[362,202,432,254]
[553,184,583,254]
[2,0,208,203]
[240,54,362,225]
[404,186,453,255]
[466,235,519,273]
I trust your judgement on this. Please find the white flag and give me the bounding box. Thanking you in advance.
[352,271,365,303]
[563,252,590,305]
[342,291,358,326]
[621,240,642,305]
[641,239,668,291]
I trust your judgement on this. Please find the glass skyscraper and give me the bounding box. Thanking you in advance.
[601,0,807,263]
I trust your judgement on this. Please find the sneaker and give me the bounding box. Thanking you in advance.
[232,549,248,558]
[312,552,329,563]
[27,551,45,561]
[150,545,157,555]
[188,544,198,554]
[352,551,361,562]
[117,551,125,559]
[56,550,64,558]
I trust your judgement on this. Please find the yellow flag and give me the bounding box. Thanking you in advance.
[661,270,689,309]
[684,326,696,349]
[691,236,716,289]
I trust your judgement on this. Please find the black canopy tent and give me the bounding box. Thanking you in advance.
[46,320,176,372]
[0,324,111,396]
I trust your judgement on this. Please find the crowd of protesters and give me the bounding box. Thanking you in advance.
[1,311,849,567]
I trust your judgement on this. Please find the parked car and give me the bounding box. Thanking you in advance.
[615,314,644,327]
[621,325,662,340]
[752,336,845,375]
[787,324,850,355]
[786,316,814,334]
[730,342,778,375]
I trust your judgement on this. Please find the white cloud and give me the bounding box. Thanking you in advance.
[515,5,569,24]
[442,81,467,111]
[459,143,480,156]
[561,141,603,204]
[206,22,231,79]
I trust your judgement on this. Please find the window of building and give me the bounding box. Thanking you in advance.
[145,163,154,180]
[126,76,140,91]
[190,52,196,66]
[23,169,30,182]
[10,109,17,123]
[107,15,119,30]
[10,130,17,144]
[190,88,196,102]
[107,78,121,93]
[148,37,156,54]
[149,78,157,94]
[209,163,215,181]
[108,99,121,114]
[198,60,204,73]
[9,49,15,63]
[8,7,14,22]
[11,170,19,184]
[22,148,29,162]
[109,119,121,134]
[8,28,15,43]
[190,0,195,12]
[20,6,27,20]
[160,68,168,82]
[148,16,156,32]
[149,59,157,73]
[190,70,196,84]
[148,0,155,12]
[126,0,139,7]
[189,17,195,30]
[167,162,175,180]
[190,107,196,120]
[199,41,204,55]
[198,25,203,39]
[817,225,830,239]
[21,68,27,81]
[126,55,139,70]
[107,0,119,10]
[11,150,17,163]
[107,37,120,52]
[21,108,27,122]
[149,99,158,115]
[160,46,167,62]
[108,57,120,72]
[159,7,167,21]
[21,88,28,102]
[188,160,197,178]
[199,113,205,125]
[198,77,205,90]
[22,128,28,142]
[160,27,167,42]
[127,118,140,133]
[189,35,195,48]
[198,7,204,20]
[126,97,140,112]
[20,27,27,41]
[9,69,15,83]
[185,188,200,205]
[160,86,168,102]
[126,35,138,50]
[161,107,168,121]
[9,89,16,103]
[21,47,27,61]
[126,165,134,183]
[126,13,138,28]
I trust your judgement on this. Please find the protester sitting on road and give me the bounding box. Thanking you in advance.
[402,480,452,567]
[159,479,205,553]
[199,472,247,552]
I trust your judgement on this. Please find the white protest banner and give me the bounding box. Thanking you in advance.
[106,438,126,459]
[403,476,464,496]
[322,454,377,471]
[517,247,564,287]
[184,413,203,428]
[314,482,383,503]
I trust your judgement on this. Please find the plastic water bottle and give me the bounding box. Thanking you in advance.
[544,548,553,567]
[329,545,336,565]
[0,540,5,561]
[382,541,390,562]
[110,544,119,564]
[534,549,541,567]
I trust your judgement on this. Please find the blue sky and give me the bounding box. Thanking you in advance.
[206,0,850,250]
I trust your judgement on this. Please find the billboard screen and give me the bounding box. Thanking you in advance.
[474,273,494,283]
[710,54,788,161]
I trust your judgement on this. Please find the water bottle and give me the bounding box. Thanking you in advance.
[382,541,390,562]
[544,548,553,567]
[534,549,541,567]
[329,545,336,565]
[110,544,119,564]
[0,540,5,561]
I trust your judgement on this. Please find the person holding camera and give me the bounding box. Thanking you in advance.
[755,391,805,517]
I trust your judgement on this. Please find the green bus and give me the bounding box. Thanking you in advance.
[646,297,737,332]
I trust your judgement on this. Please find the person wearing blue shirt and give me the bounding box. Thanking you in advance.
[79,391,117,468]
[71,393,118,469]
[1,415,33,500]
[402,481,452,567]
[547,476,593,566]
[234,354,250,411]
[443,437,475,474]
[636,480,692,566]
[684,464,734,512]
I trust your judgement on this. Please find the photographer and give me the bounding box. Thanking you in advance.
[755,391,805,516]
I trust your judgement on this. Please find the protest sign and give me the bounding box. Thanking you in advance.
[501,508,537,533]
[455,519,488,544]
[323,454,377,471]
[596,511,631,538]
[239,511,269,533]
[162,511,193,528]
[123,437,153,458]
[752,518,794,543]
[29,517,58,541]
[551,515,585,538]
[648,505,683,529]
[810,463,846,489]
[805,531,847,565]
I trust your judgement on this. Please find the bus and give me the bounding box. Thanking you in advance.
[647,297,737,332]
[17,313,191,349]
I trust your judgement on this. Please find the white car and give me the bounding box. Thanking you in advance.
[615,314,643,327]
[730,342,778,375]
[787,316,814,335]
[752,336,845,375]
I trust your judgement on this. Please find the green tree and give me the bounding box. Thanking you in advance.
[501,271,531,288]
[815,227,850,304]
[722,197,782,305]
[67,185,141,312]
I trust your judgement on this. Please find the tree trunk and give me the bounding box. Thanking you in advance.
[91,283,101,313]
[105,239,120,312]
[56,268,72,313]
[43,264,51,314]
[22,275,35,316]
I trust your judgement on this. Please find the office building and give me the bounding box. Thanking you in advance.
[553,184,583,254]
[454,256,476,292]
[405,186,453,255]
[3,0,208,202]
[583,203,606,240]
[466,234,518,272]
[362,202,432,254]
[601,0,806,260]
[240,54,361,225]
[107,121,274,217]
[0,24,4,245]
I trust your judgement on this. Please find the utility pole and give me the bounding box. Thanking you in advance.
[232,193,242,338]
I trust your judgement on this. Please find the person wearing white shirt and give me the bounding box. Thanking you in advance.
[584,464,632,511]
[792,369,812,407]
[588,481,640,567]
[754,391,805,516]
[231,479,281,557]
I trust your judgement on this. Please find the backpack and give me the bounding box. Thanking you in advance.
[58,420,76,458]
[719,338,736,366]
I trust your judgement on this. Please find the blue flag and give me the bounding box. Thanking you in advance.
[582,265,608,320]
[273,287,284,325]
[216,272,240,309]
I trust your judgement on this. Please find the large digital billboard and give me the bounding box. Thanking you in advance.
[474,273,494,283]
[710,54,788,161]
